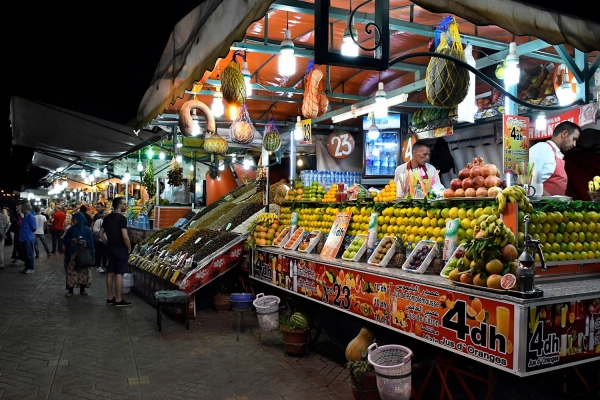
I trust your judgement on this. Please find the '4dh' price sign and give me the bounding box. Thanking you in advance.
[320,211,352,258]
[503,115,530,174]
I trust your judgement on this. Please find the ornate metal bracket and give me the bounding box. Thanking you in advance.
[348,0,382,52]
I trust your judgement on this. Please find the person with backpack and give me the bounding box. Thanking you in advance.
[92,210,108,273]
[63,212,95,296]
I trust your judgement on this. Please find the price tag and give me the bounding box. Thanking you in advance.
[226,223,232,231]
[170,270,180,283]
[502,115,530,173]
[320,211,352,258]
[195,237,203,245]
[299,118,312,145]
[326,130,355,159]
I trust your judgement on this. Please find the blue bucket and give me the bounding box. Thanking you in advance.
[230,293,254,310]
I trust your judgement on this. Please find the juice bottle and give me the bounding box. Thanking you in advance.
[497,306,510,339]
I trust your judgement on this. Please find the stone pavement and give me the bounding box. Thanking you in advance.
[1,239,599,400]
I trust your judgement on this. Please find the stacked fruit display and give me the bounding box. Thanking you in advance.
[588,176,600,202]
[273,227,290,246]
[404,244,434,271]
[296,206,338,233]
[374,180,397,202]
[496,185,532,214]
[368,236,397,266]
[285,179,306,201]
[285,228,305,249]
[342,235,366,260]
[249,213,280,246]
[299,181,325,201]
[279,206,292,227]
[445,156,503,198]
[322,184,338,202]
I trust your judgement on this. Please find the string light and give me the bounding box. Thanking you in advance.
[159,151,166,160]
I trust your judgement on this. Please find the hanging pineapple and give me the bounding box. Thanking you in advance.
[316,235,326,254]
[142,159,155,196]
[391,236,407,268]
[263,118,281,152]
[221,52,246,107]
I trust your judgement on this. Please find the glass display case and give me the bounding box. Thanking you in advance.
[362,114,407,178]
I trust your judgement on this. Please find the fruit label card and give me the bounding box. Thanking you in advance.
[525,298,600,372]
[320,211,352,258]
[502,115,530,173]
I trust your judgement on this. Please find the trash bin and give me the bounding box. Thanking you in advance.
[253,293,280,331]
[367,343,413,400]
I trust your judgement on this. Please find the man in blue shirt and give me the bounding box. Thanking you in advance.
[19,203,37,274]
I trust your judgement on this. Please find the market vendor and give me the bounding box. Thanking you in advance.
[394,140,445,198]
[529,121,580,196]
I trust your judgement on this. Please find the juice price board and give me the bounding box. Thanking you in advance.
[502,115,530,174]
[526,298,600,373]
[252,250,515,371]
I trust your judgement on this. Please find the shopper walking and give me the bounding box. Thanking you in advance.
[100,197,132,307]
[79,205,93,228]
[0,208,10,269]
[18,203,37,274]
[49,205,66,254]
[33,206,51,258]
[92,210,108,273]
[93,203,104,223]
[63,212,94,296]
[10,205,23,263]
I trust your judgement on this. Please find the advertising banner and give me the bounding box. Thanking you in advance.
[320,211,352,258]
[503,115,530,174]
[529,103,598,140]
[252,250,515,371]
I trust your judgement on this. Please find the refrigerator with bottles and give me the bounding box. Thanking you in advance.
[362,114,408,178]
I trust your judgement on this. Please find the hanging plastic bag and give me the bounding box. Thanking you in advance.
[229,104,256,145]
[456,44,476,123]
[426,16,470,108]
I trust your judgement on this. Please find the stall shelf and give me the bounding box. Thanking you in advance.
[250,246,599,377]
[153,205,192,229]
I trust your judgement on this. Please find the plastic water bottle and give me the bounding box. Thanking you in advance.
[406,242,413,259]
[373,153,381,176]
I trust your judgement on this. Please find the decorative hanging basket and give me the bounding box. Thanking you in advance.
[263,119,281,152]
[178,99,216,137]
[229,104,256,145]
[204,133,228,155]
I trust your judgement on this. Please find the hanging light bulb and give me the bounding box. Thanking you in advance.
[189,164,194,172]
[62,180,68,188]
[503,42,520,87]
[279,13,296,76]
[341,14,359,57]
[81,170,87,179]
[297,157,304,167]
[94,168,100,177]
[211,86,224,117]
[229,105,238,121]
[535,112,547,131]
[176,154,183,163]
[123,167,130,183]
[191,109,201,137]
[231,153,237,162]
[372,147,380,157]
[367,117,380,141]
[103,167,108,174]
[147,147,154,158]
[241,61,252,97]
[294,116,304,141]
[84,176,90,184]
[159,151,166,160]
[89,173,95,182]
[176,135,183,148]
[243,156,253,170]
[218,162,225,171]
[137,161,143,172]
[556,65,576,106]
[374,82,388,119]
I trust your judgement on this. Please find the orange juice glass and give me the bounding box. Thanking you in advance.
[497,306,510,339]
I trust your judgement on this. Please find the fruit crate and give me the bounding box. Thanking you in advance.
[342,234,368,262]
[402,240,437,274]
[440,243,465,279]
[298,231,321,253]
[284,228,304,250]
[273,228,291,248]
[367,236,397,267]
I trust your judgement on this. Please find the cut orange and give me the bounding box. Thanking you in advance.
[466,305,478,319]
[569,312,576,324]
[506,339,513,355]
[471,297,483,314]
[475,309,486,322]
[501,273,517,290]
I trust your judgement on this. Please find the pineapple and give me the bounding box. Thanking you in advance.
[391,236,406,268]
[428,241,445,275]
[316,235,326,254]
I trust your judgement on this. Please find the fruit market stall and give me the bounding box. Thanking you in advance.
[248,194,600,377]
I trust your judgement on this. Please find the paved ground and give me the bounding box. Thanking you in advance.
[1,237,598,400]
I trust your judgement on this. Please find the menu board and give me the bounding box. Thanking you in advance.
[526,298,600,372]
[252,250,515,371]
[320,211,352,258]
[502,115,530,173]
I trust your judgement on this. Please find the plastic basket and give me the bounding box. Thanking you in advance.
[253,293,280,331]
[367,343,413,400]
[230,293,254,310]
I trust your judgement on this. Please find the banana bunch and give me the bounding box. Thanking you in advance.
[588,176,600,192]
[473,214,516,247]
[256,212,279,225]
[496,185,531,213]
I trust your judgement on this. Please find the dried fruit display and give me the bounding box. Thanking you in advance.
[189,202,238,229]
[171,229,210,255]
[140,227,183,245]
[182,211,196,220]
[206,202,264,231]
[192,231,239,263]
[167,158,183,187]
[166,229,199,252]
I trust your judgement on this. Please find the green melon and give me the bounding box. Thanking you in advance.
[289,312,309,330]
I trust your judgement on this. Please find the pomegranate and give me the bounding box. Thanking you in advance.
[470,166,482,178]
[450,179,463,190]
[458,168,471,180]
[443,188,455,198]
[485,176,501,188]
[481,164,498,178]
[465,188,477,197]
[487,186,502,197]
[476,187,489,197]
[454,188,465,197]
[462,178,472,189]
[472,176,485,189]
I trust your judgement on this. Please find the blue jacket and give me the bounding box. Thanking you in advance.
[19,211,37,242]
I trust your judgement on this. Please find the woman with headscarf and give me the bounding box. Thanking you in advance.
[63,212,95,296]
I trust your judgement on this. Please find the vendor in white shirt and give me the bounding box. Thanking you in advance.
[394,140,445,198]
[529,121,580,196]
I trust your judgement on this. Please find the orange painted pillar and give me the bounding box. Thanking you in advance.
[205,167,239,205]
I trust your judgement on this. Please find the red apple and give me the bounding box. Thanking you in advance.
[472,176,485,189]
[450,179,463,190]
[462,178,472,189]
[470,166,481,178]
[465,188,477,197]
[458,168,471,180]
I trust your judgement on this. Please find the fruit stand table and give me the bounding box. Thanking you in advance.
[249,246,600,377]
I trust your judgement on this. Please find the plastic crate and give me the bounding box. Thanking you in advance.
[298,231,321,253]
[342,234,368,262]
[440,243,465,279]
[402,240,437,274]
[273,228,291,247]
[367,236,397,267]
[284,228,304,250]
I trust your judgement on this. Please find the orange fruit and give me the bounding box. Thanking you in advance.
[415,322,422,337]
[471,297,483,314]
[466,305,478,319]
[486,259,504,275]
[501,273,517,290]
[487,274,502,289]
[475,309,486,322]
[506,340,513,355]
[569,313,576,323]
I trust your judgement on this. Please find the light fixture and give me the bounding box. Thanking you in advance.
[535,112,547,131]
[159,151,166,160]
[94,168,100,177]
[137,160,143,172]
[231,153,237,162]
[331,93,408,123]
[374,82,388,119]
[556,65,576,106]
[176,135,183,148]
[123,167,130,183]
[81,170,87,178]
[89,173,95,182]
[243,156,253,170]
[229,105,238,121]
[56,167,64,173]
[135,185,140,190]
[294,116,303,141]
[211,86,224,117]
[84,176,90,184]
[279,13,296,76]
[241,61,252,97]
[189,164,194,172]
[341,14,359,57]
[297,157,304,167]
[62,181,68,188]
[218,162,225,171]
[503,42,520,87]
[191,109,201,136]
[103,167,108,174]
[176,154,183,163]
[147,147,154,158]
[367,116,380,141]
